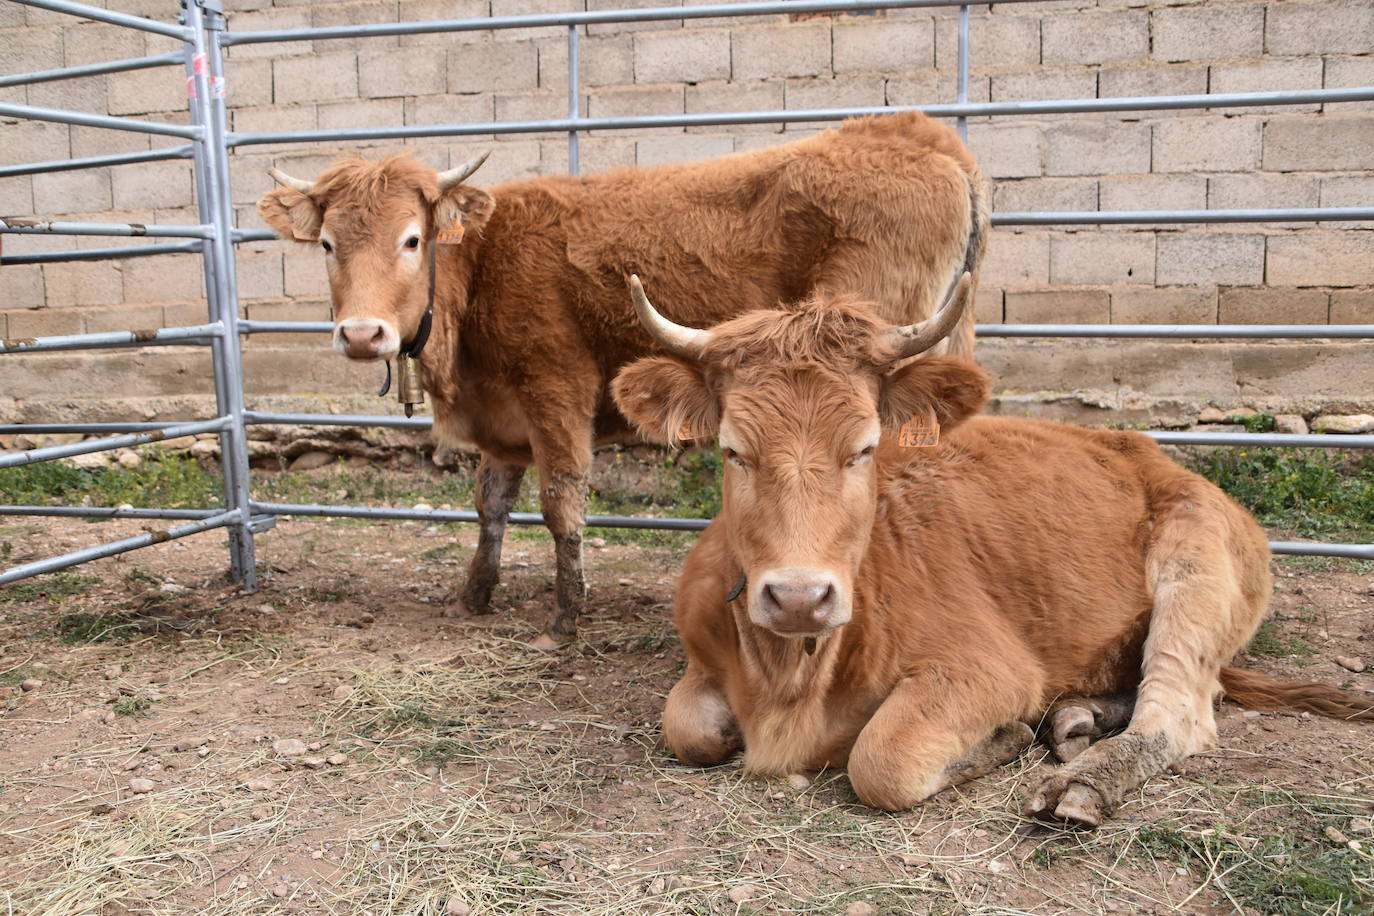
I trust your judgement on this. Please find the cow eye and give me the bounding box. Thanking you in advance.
[846,446,875,467]
[320,240,333,254]
[405,236,421,250]
[723,447,747,469]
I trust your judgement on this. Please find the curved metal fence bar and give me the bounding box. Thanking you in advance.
[0,511,240,587]
[0,51,186,88]
[0,418,232,470]
[0,220,216,239]
[0,323,225,355]
[0,506,224,521]
[0,101,202,140]
[1270,542,1374,561]
[11,0,193,39]
[0,146,197,180]
[0,241,204,265]
[226,87,1374,147]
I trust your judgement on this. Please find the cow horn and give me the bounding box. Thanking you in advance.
[436,151,491,191]
[881,272,973,361]
[267,168,313,194]
[629,275,712,361]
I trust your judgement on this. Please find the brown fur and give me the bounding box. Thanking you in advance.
[257,112,989,643]
[611,295,1370,823]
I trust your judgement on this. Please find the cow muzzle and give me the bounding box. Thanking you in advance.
[751,567,850,636]
[334,318,400,360]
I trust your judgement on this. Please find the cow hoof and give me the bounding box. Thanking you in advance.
[1024,776,1105,829]
[1050,706,1097,762]
[529,631,573,651]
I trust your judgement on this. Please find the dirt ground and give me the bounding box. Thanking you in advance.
[1,514,1371,915]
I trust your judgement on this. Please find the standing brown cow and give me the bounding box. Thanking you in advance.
[611,276,1372,824]
[257,111,988,647]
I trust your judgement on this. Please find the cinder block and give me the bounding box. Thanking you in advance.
[27,75,106,113]
[32,168,111,215]
[1153,118,1261,173]
[6,307,83,338]
[586,0,684,35]
[357,47,446,99]
[1049,233,1155,285]
[122,253,204,304]
[1044,122,1150,177]
[731,22,831,81]
[1041,11,1147,66]
[634,29,730,83]
[980,231,1050,288]
[1151,5,1264,62]
[1330,290,1374,324]
[41,261,123,308]
[233,104,320,136]
[311,0,400,52]
[1325,55,1374,93]
[111,160,195,210]
[1267,231,1374,287]
[636,135,735,168]
[1157,233,1265,286]
[274,53,358,105]
[966,123,1044,179]
[448,40,538,94]
[63,22,144,68]
[223,7,312,60]
[456,139,542,183]
[406,93,496,137]
[0,120,68,168]
[537,35,634,89]
[318,98,406,132]
[0,175,32,216]
[1005,289,1110,324]
[1111,288,1216,325]
[586,85,684,136]
[974,286,1003,324]
[885,71,988,107]
[225,58,273,109]
[1210,58,1323,98]
[1208,174,1319,211]
[1266,0,1374,56]
[82,304,166,334]
[236,250,285,301]
[162,301,215,330]
[991,69,1096,105]
[1319,174,1374,208]
[1098,63,1207,101]
[993,178,1098,214]
[1099,175,1206,212]
[0,26,63,74]
[834,18,933,74]
[783,76,884,128]
[0,264,44,310]
[567,137,637,174]
[1219,288,1329,325]
[1263,115,1374,172]
[283,248,328,299]
[686,80,784,134]
[936,15,1039,70]
[494,89,568,124]
[71,124,147,159]
[398,0,490,47]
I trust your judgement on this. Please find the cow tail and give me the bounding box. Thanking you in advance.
[1219,666,1374,721]
[945,167,990,360]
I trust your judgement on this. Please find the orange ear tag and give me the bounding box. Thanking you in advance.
[677,417,712,442]
[897,408,940,448]
[436,223,465,245]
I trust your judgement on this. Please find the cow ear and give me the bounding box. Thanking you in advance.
[879,356,990,434]
[257,187,321,242]
[433,184,496,237]
[612,357,719,445]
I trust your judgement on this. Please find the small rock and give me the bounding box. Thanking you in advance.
[413,502,433,512]
[308,741,323,751]
[845,904,876,916]
[197,747,210,757]
[1349,817,1373,835]
[270,883,290,898]
[897,853,923,867]
[444,898,471,916]
[987,858,1009,874]
[257,605,276,616]
[148,671,173,685]
[617,578,633,587]
[245,778,274,791]
[288,450,334,472]
[587,537,607,548]
[172,737,208,752]
[68,451,110,469]
[1325,825,1351,845]
[1241,710,1262,719]
[19,678,41,692]
[158,583,188,594]
[332,684,354,700]
[103,665,123,679]
[1334,656,1366,673]
[90,803,114,816]
[301,757,326,769]
[272,738,308,757]
[273,677,290,686]
[1197,407,1226,423]
[117,450,142,469]
[128,778,155,794]
[786,773,811,791]
[727,884,759,904]
[1273,414,1308,435]
[1313,414,1374,434]
[327,753,349,766]
[100,710,116,725]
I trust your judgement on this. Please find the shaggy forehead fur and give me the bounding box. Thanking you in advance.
[308,155,438,213]
[699,296,894,373]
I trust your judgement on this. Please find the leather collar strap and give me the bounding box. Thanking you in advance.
[725,570,746,602]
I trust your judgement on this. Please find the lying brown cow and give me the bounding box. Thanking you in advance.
[610,275,1373,825]
[257,111,988,647]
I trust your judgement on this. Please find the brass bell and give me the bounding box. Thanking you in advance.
[396,354,426,418]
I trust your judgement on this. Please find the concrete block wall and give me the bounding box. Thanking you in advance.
[1,0,1371,428]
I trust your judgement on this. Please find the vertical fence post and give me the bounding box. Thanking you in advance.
[183,0,259,591]
[956,5,969,142]
[567,23,580,175]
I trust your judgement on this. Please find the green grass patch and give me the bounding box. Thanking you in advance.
[113,694,153,718]
[0,453,219,509]
[1188,447,1374,541]
[53,612,142,645]
[0,572,99,606]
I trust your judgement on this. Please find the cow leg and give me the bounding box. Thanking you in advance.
[848,659,1041,812]
[1025,501,1269,827]
[663,665,741,767]
[1038,692,1136,763]
[447,454,526,617]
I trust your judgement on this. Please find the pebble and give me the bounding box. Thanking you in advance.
[273,677,290,686]
[1273,414,1308,435]
[444,899,471,916]
[332,684,353,700]
[172,737,208,752]
[1241,710,1262,719]
[308,742,323,751]
[727,884,758,904]
[245,778,274,791]
[617,578,633,587]
[101,710,116,725]
[270,884,290,898]
[1350,817,1372,834]
[158,583,188,594]
[1313,414,1374,434]
[786,773,811,791]
[117,451,142,469]
[301,757,327,769]
[845,904,876,916]
[987,858,1009,874]
[327,753,349,766]
[272,738,308,757]
[1334,656,1366,673]
[103,665,123,679]
[20,679,41,691]
[128,778,155,794]
[587,537,606,548]
[257,605,276,616]
[1325,826,1351,845]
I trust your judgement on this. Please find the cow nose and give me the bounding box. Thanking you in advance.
[336,319,394,359]
[758,573,838,630]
